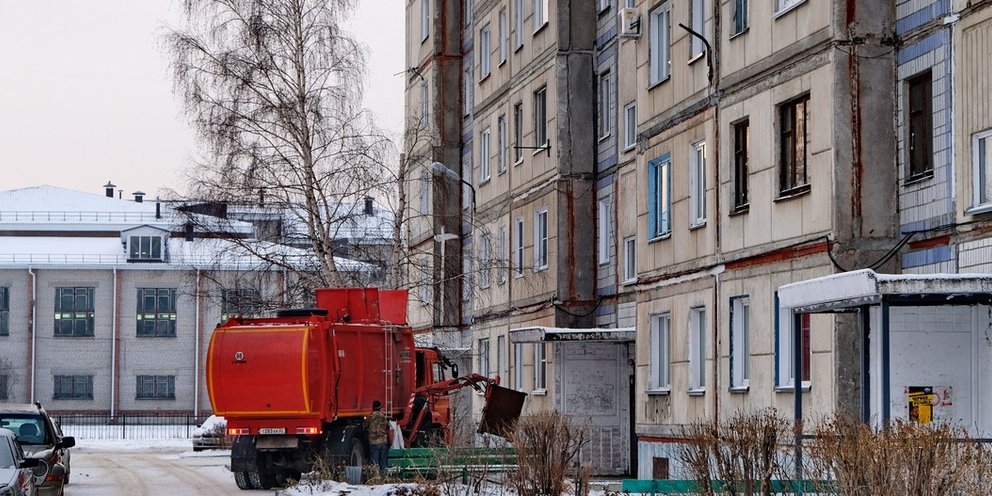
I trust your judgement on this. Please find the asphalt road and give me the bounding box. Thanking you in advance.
[65,446,262,496]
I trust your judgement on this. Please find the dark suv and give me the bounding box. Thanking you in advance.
[0,404,74,496]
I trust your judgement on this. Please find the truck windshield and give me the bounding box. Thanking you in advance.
[0,415,49,446]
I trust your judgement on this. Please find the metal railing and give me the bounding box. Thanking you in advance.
[52,412,213,440]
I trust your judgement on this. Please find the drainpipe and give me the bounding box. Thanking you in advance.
[28,267,36,404]
[110,267,118,418]
[194,269,201,418]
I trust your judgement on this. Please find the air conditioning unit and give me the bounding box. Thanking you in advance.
[618,7,640,38]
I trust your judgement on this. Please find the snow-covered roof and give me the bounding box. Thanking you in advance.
[778,269,992,312]
[509,326,636,343]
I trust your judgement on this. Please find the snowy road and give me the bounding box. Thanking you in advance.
[65,442,260,496]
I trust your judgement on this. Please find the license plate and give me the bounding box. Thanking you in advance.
[258,428,286,435]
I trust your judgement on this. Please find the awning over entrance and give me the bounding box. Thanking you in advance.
[508,326,636,343]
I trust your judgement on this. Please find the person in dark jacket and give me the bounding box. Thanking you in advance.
[364,400,390,477]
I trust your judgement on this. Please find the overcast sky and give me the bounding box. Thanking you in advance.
[0,1,405,198]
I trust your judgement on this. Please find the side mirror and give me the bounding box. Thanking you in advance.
[58,436,75,449]
[18,458,40,469]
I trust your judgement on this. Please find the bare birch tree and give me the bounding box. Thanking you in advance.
[166,0,390,288]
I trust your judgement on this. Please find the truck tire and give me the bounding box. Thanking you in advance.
[346,436,367,468]
[256,469,277,490]
[234,471,252,490]
[247,471,263,489]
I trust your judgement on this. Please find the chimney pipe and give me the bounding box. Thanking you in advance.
[364,196,374,216]
[184,222,194,241]
[133,191,145,203]
[155,202,161,219]
[103,181,116,198]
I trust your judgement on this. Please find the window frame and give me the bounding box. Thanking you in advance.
[0,374,7,401]
[598,199,611,266]
[128,235,164,261]
[648,3,672,86]
[478,338,491,377]
[688,307,706,393]
[599,70,612,140]
[514,343,524,391]
[532,0,549,33]
[498,9,508,65]
[533,343,547,392]
[778,94,811,196]
[464,0,473,26]
[533,86,548,148]
[497,225,508,284]
[732,0,749,36]
[689,141,707,227]
[534,208,549,270]
[774,0,805,16]
[479,233,492,289]
[221,288,261,322]
[906,70,934,182]
[623,102,637,150]
[135,375,176,400]
[54,287,95,338]
[776,303,812,390]
[648,154,672,239]
[480,24,491,79]
[732,119,750,212]
[136,288,177,338]
[0,287,8,336]
[514,217,525,277]
[689,0,705,59]
[730,296,750,391]
[623,236,637,283]
[497,115,508,174]
[480,127,491,183]
[513,102,524,164]
[53,375,93,400]
[514,0,524,50]
[497,335,506,380]
[971,129,992,210]
[648,313,671,392]
[463,66,473,116]
[419,81,429,128]
[421,0,430,42]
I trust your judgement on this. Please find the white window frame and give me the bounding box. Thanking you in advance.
[623,102,636,150]
[533,0,549,33]
[128,235,164,261]
[514,0,524,49]
[514,217,525,277]
[534,208,549,269]
[533,343,547,391]
[419,81,429,128]
[775,0,805,16]
[649,3,671,86]
[730,296,750,390]
[648,313,671,392]
[480,127,491,182]
[479,233,492,289]
[776,307,812,390]
[462,254,472,302]
[689,141,707,227]
[513,102,524,164]
[498,9,508,64]
[598,199,611,265]
[464,67,473,116]
[421,0,430,42]
[497,115,508,174]
[497,225,508,284]
[625,0,635,7]
[514,342,524,391]
[688,307,706,392]
[465,0,473,25]
[480,24,491,79]
[623,236,636,283]
[599,0,610,13]
[971,129,992,210]
[479,338,490,377]
[534,86,547,148]
[732,0,749,35]
[689,0,705,59]
[599,70,612,139]
[497,335,506,380]
[419,257,431,305]
[419,169,430,214]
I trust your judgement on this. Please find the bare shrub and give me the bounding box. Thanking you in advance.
[676,409,791,496]
[807,416,992,496]
[509,410,589,496]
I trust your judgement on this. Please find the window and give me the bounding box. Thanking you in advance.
[649,314,671,391]
[0,374,6,400]
[624,102,637,150]
[498,115,508,174]
[775,0,804,14]
[776,304,811,389]
[626,0,635,6]
[533,0,548,32]
[972,129,992,208]
[478,338,490,377]
[136,375,175,400]
[464,67,473,116]
[730,296,750,390]
[480,127,491,182]
[514,0,524,49]
[689,0,705,58]
[649,3,671,85]
[779,94,810,195]
[419,169,431,214]
[690,141,706,226]
[465,0,473,25]
[514,218,525,276]
[136,288,177,338]
[479,233,492,288]
[128,235,163,261]
[534,208,549,269]
[534,87,547,147]
[419,257,431,304]
[498,9,507,64]
[598,199,611,265]
[497,335,506,379]
[907,71,933,180]
[0,287,8,336]
[419,81,429,128]
[599,71,612,139]
[733,119,750,211]
[54,375,93,400]
[732,0,748,35]
[599,0,610,13]
[689,308,706,392]
[54,287,94,337]
[648,154,672,238]
[533,344,547,391]
[221,288,260,322]
[497,226,508,284]
[623,236,636,282]
[513,103,524,163]
[514,343,524,390]
[421,0,430,42]
[480,24,491,79]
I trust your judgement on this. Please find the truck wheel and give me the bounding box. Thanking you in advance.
[234,471,252,490]
[347,437,367,468]
[248,471,264,489]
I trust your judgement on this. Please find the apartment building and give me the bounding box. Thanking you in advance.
[0,185,369,416]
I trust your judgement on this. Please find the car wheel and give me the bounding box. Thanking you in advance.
[234,471,253,490]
